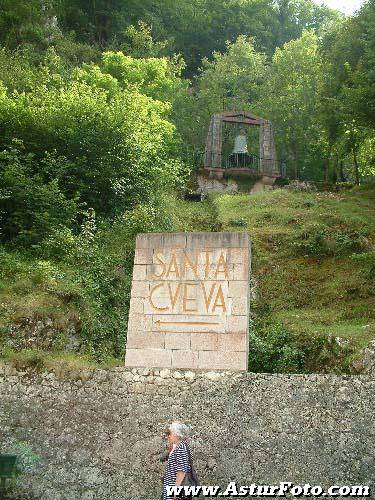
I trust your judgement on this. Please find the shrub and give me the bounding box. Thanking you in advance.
[0,144,78,245]
[229,217,247,227]
[35,226,78,260]
[293,223,370,257]
[351,251,375,281]
[248,320,354,374]
[248,321,306,373]
[284,180,317,192]
[0,60,189,232]
[57,196,184,362]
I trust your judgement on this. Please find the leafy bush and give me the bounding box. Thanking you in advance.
[35,226,79,260]
[101,51,185,103]
[248,321,306,373]
[0,144,78,245]
[0,57,188,241]
[248,320,354,374]
[229,217,247,227]
[293,223,370,257]
[351,251,375,281]
[52,196,186,361]
[284,180,317,192]
[274,177,289,187]
[1,192,196,363]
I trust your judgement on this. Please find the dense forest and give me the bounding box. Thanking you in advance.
[0,0,374,371]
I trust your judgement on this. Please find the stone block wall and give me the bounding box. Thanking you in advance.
[125,232,250,371]
[196,174,277,195]
[0,364,374,500]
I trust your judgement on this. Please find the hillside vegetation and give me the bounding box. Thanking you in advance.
[1,186,374,374]
[213,186,375,373]
[0,1,374,374]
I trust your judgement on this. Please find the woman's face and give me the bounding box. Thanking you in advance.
[167,430,181,446]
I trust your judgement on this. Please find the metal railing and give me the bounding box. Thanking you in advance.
[202,151,286,177]
[225,152,260,170]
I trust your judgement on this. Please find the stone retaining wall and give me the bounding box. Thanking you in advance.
[0,364,374,499]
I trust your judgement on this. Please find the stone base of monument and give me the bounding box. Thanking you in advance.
[125,232,250,371]
[196,170,278,196]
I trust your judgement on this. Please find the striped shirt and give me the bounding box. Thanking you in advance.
[162,440,192,500]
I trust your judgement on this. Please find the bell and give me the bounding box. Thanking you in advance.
[233,127,248,154]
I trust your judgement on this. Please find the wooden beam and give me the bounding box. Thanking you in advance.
[222,117,261,125]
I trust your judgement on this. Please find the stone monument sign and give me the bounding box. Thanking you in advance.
[125,232,250,370]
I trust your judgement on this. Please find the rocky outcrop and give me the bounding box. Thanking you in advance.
[7,316,81,352]
[352,340,375,374]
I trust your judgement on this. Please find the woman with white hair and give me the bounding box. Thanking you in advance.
[161,421,196,500]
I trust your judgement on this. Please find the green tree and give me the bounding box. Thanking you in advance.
[257,31,324,179]
[0,0,58,49]
[272,0,341,49]
[0,55,188,238]
[320,0,375,183]
[100,51,186,103]
[114,22,169,58]
[55,0,340,76]
[174,36,268,162]
[0,141,78,245]
[198,36,268,113]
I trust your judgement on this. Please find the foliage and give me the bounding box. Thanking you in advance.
[248,320,306,373]
[357,134,375,179]
[0,58,188,228]
[248,318,355,374]
[351,251,375,281]
[0,0,373,186]
[0,0,373,373]
[320,0,375,184]
[0,0,58,50]
[0,143,78,245]
[293,224,370,257]
[100,51,186,102]
[55,0,339,76]
[114,21,169,58]
[257,31,324,179]
[198,36,268,112]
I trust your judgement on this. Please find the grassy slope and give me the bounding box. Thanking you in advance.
[0,188,374,373]
[0,197,219,371]
[213,186,375,371]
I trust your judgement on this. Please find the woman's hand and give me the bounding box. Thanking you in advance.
[174,471,186,500]
[175,471,186,486]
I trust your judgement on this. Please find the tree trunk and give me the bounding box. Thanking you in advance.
[324,144,332,187]
[339,159,345,182]
[332,153,339,185]
[324,158,329,184]
[292,143,298,179]
[352,147,360,185]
